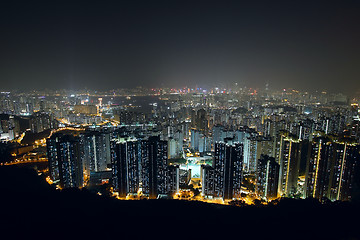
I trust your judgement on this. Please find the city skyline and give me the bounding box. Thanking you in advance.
[0,85,357,99]
[1,85,359,203]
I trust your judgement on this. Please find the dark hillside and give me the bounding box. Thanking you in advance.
[0,166,358,240]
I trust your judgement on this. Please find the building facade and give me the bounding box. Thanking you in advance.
[47,133,83,188]
[256,154,279,200]
[202,141,243,200]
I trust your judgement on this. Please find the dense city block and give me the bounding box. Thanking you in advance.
[1,86,359,205]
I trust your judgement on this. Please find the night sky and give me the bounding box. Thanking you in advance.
[1,0,359,94]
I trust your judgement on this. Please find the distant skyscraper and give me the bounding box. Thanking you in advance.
[297,119,314,140]
[73,105,98,115]
[47,133,83,188]
[191,129,201,152]
[256,136,275,160]
[196,109,208,132]
[167,130,183,159]
[168,138,178,159]
[263,119,275,137]
[30,112,58,133]
[256,155,279,200]
[39,100,45,112]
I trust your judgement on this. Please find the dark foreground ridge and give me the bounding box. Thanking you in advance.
[0,166,359,240]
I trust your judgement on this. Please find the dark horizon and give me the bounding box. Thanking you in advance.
[1,1,360,95]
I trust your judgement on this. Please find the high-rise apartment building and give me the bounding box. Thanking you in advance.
[202,141,243,200]
[81,129,111,176]
[244,136,258,173]
[278,136,301,197]
[111,137,140,197]
[47,133,83,188]
[201,164,215,197]
[256,155,279,200]
[111,136,179,198]
[304,137,360,201]
[30,112,58,133]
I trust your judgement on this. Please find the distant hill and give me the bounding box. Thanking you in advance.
[0,165,359,240]
[21,129,52,145]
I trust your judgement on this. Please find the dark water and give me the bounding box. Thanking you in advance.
[90,96,165,112]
